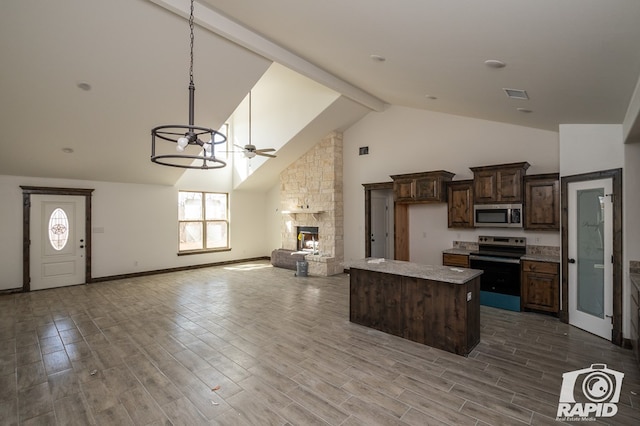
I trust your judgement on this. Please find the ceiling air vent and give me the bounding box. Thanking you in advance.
[503,88,529,100]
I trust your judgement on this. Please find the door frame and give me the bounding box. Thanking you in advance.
[21,186,94,292]
[363,182,393,257]
[560,169,622,345]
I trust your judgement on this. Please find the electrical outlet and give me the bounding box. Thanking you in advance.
[467,291,472,301]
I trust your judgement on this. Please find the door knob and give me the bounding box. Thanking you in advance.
[568,258,576,264]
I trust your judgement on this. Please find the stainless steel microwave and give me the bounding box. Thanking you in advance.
[474,204,523,228]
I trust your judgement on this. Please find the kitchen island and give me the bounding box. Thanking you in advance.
[345,258,483,356]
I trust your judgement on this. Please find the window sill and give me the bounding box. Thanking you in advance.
[178,248,232,256]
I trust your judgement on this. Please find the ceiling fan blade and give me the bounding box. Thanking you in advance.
[256,152,277,158]
[233,144,246,150]
[255,148,275,153]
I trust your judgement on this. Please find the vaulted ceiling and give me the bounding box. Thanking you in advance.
[2,0,640,187]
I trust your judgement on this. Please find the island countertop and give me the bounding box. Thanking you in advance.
[344,258,483,284]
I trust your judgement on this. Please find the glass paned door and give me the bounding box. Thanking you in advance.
[568,178,613,340]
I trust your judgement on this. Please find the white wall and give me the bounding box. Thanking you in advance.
[343,105,561,264]
[624,143,640,264]
[559,125,625,176]
[264,183,282,255]
[0,172,272,291]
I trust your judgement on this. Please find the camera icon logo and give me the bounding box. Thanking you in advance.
[557,364,624,419]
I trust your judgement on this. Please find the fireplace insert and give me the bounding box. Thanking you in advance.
[297,226,319,252]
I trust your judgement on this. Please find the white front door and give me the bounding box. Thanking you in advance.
[30,195,86,290]
[567,178,613,340]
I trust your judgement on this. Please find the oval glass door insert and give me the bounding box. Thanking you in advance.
[48,208,69,251]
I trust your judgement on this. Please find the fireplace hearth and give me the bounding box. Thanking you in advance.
[297,226,319,253]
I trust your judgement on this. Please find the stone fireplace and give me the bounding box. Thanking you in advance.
[279,132,343,276]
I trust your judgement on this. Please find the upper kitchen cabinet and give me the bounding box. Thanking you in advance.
[391,171,455,204]
[524,173,560,230]
[470,162,530,204]
[447,180,474,228]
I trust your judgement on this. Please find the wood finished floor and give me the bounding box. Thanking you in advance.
[1,261,639,425]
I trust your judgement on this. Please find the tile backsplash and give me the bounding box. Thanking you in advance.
[453,241,478,251]
[453,240,561,257]
[526,245,560,257]
[630,260,640,274]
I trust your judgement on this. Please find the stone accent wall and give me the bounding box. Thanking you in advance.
[279,132,343,275]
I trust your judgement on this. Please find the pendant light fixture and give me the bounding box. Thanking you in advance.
[151,0,226,169]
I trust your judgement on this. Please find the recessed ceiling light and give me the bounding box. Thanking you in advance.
[484,59,506,69]
[370,54,386,62]
[425,95,438,100]
[503,88,529,100]
[77,82,92,91]
[62,147,74,153]
[516,108,533,113]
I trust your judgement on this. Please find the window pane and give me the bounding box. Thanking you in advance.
[179,192,202,220]
[205,193,227,220]
[206,221,228,249]
[179,222,203,251]
[48,208,69,251]
[576,188,605,318]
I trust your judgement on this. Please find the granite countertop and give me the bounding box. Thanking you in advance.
[631,273,640,292]
[442,248,475,256]
[344,258,483,284]
[443,247,560,264]
[520,254,561,263]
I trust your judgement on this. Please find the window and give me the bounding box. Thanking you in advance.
[178,191,229,253]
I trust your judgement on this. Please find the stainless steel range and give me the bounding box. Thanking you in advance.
[469,236,526,312]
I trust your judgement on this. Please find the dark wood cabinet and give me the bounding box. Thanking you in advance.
[391,171,455,204]
[349,267,480,356]
[524,173,560,230]
[447,180,474,228]
[442,253,470,268]
[470,162,529,204]
[521,260,559,314]
[394,203,409,261]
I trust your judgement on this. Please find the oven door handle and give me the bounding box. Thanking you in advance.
[469,255,521,265]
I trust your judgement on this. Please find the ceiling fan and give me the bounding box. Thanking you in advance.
[234,143,276,158]
[232,91,277,159]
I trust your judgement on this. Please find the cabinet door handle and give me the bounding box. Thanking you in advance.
[568,258,576,264]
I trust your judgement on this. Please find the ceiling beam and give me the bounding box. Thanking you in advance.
[147,0,386,112]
